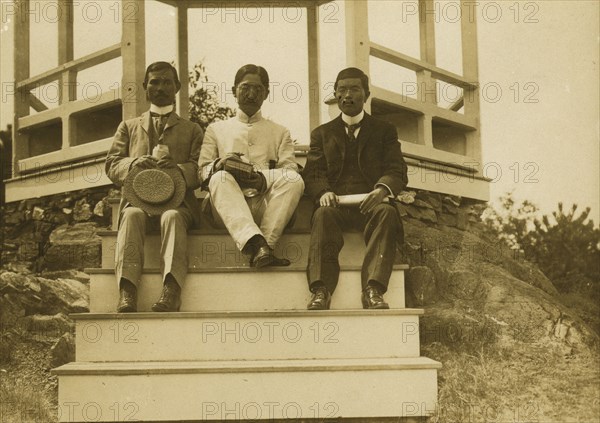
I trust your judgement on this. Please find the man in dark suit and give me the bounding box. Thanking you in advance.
[302,67,408,310]
[106,62,203,312]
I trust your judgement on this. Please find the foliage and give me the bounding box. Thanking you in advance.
[188,61,235,130]
[484,192,600,296]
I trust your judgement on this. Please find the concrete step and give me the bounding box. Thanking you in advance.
[99,230,391,269]
[88,265,407,313]
[73,310,423,362]
[53,357,440,422]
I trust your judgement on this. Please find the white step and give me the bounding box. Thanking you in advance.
[88,265,407,313]
[99,230,395,269]
[54,357,441,422]
[73,310,423,362]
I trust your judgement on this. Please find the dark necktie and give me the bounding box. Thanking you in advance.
[344,121,362,143]
[150,112,170,136]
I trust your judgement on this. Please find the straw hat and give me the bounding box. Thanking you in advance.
[123,167,186,215]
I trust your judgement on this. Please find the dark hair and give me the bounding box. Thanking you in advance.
[334,67,370,96]
[143,62,180,88]
[233,64,269,90]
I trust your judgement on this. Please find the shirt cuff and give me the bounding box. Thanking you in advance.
[375,183,394,198]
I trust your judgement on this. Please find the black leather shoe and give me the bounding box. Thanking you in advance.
[361,285,389,309]
[307,287,331,310]
[152,281,182,312]
[117,286,137,313]
[251,245,291,268]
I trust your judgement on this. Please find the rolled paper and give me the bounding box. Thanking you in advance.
[337,194,368,206]
[337,194,391,207]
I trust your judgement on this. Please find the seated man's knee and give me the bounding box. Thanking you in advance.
[312,206,338,224]
[161,209,185,227]
[121,207,146,225]
[208,170,234,190]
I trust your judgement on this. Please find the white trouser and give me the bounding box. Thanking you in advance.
[208,168,304,250]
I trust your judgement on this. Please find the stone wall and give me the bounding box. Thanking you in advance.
[1,187,120,272]
[1,187,486,272]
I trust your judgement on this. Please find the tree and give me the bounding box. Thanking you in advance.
[188,61,235,130]
[484,193,600,296]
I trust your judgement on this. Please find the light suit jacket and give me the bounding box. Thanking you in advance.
[106,111,204,226]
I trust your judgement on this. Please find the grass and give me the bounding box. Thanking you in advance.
[0,382,55,423]
[423,332,600,423]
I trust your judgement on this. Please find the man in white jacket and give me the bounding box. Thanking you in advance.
[199,64,304,267]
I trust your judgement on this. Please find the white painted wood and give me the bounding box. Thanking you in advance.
[73,310,423,362]
[55,357,440,421]
[88,267,406,312]
[100,231,390,269]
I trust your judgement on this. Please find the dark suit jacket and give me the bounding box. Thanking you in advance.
[303,113,408,202]
[106,111,204,226]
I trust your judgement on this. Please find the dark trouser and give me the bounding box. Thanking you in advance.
[307,203,400,294]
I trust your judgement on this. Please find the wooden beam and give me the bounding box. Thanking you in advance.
[27,94,49,112]
[58,0,76,103]
[306,4,320,130]
[345,0,370,112]
[461,0,482,168]
[176,5,189,119]
[13,0,31,176]
[121,0,147,120]
[156,0,333,7]
[19,90,121,130]
[369,42,477,89]
[448,96,464,112]
[371,86,477,131]
[17,139,113,174]
[17,44,121,90]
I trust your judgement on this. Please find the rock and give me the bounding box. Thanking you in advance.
[32,206,45,221]
[406,266,438,306]
[416,192,442,211]
[93,200,105,217]
[445,270,487,301]
[73,199,93,222]
[44,223,101,270]
[397,191,416,204]
[413,199,434,209]
[442,202,459,215]
[0,272,89,315]
[438,213,458,227]
[395,203,408,217]
[18,313,73,338]
[420,208,438,224]
[456,210,469,230]
[69,298,89,313]
[39,270,90,284]
[443,195,461,207]
[4,209,25,225]
[50,332,75,367]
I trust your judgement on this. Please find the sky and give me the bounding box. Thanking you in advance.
[1,0,599,222]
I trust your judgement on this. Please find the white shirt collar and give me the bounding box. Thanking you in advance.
[237,109,263,124]
[149,104,174,115]
[341,110,364,126]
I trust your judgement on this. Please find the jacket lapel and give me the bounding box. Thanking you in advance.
[332,115,347,160]
[357,113,372,162]
[139,111,152,155]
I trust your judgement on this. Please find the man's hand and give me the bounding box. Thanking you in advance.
[157,158,178,169]
[133,155,158,169]
[319,191,339,208]
[359,187,388,215]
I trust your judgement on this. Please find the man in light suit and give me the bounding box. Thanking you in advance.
[106,61,203,312]
[199,64,304,267]
[302,67,408,310]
